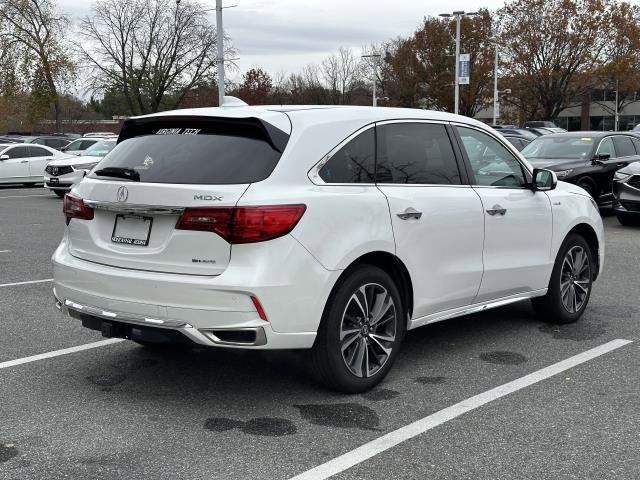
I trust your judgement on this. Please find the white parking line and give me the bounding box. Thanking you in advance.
[0,278,53,288]
[0,250,11,253]
[290,339,633,480]
[0,194,52,199]
[0,339,125,370]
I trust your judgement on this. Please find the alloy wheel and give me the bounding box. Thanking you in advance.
[560,245,591,314]
[339,283,397,378]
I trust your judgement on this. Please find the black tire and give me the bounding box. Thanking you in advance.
[53,190,66,198]
[309,264,405,393]
[532,234,594,324]
[616,212,640,226]
[576,178,596,199]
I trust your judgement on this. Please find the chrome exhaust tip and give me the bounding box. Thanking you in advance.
[201,327,267,347]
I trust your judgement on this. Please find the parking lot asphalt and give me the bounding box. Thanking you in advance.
[1,185,639,480]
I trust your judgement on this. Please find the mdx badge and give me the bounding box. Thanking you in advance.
[194,194,222,201]
[116,186,129,202]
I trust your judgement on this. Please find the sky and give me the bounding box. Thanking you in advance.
[58,0,506,81]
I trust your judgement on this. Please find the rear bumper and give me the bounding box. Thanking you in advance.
[52,233,340,349]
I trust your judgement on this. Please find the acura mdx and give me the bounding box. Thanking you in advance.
[53,105,604,392]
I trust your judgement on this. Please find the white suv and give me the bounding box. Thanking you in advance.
[44,139,117,197]
[52,106,604,392]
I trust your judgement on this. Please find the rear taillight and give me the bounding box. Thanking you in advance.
[176,205,306,244]
[63,194,94,225]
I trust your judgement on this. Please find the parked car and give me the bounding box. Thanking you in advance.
[492,127,537,151]
[613,162,640,225]
[0,143,64,185]
[521,131,640,205]
[22,135,71,150]
[503,134,533,151]
[492,127,538,139]
[60,137,110,156]
[524,121,559,128]
[83,132,118,138]
[526,127,567,136]
[44,139,116,197]
[0,136,20,144]
[53,105,603,392]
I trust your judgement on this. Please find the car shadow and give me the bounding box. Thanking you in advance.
[74,301,545,403]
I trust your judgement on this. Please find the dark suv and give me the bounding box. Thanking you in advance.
[521,132,640,206]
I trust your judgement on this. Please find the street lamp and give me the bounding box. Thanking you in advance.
[362,52,382,107]
[178,0,236,107]
[439,10,478,115]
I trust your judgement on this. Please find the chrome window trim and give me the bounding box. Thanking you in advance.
[595,136,615,158]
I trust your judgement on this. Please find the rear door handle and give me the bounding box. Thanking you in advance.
[396,207,422,220]
[486,204,507,216]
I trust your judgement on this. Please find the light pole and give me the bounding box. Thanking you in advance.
[615,78,619,131]
[177,0,236,107]
[362,52,382,107]
[439,10,478,115]
[493,43,498,125]
[215,0,226,106]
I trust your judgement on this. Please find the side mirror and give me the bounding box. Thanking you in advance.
[532,168,557,191]
[593,153,610,164]
[0,154,9,161]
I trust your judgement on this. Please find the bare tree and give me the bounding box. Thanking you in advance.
[77,0,231,114]
[321,53,341,104]
[0,0,74,131]
[321,47,363,104]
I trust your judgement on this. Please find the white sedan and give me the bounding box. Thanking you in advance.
[0,143,65,185]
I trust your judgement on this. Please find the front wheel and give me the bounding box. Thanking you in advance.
[53,190,66,198]
[532,234,593,324]
[309,265,405,393]
[576,178,596,199]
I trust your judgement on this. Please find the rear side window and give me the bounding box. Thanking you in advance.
[376,123,461,185]
[319,128,375,183]
[613,136,635,157]
[90,121,286,185]
[29,146,49,157]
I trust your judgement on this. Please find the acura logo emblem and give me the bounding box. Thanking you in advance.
[52,167,58,175]
[116,186,129,202]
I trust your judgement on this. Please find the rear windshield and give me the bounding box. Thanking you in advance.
[89,127,283,185]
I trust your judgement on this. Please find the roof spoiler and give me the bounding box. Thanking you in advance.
[118,115,289,153]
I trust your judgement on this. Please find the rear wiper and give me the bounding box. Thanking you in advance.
[93,167,140,182]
